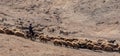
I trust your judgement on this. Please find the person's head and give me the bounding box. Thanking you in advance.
[30,23,32,26]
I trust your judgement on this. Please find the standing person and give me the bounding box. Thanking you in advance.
[28,24,34,36]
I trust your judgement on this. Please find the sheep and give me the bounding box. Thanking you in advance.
[59,41,71,48]
[57,37,66,41]
[14,31,25,37]
[97,39,119,52]
[108,40,116,43]
[60,40,69,47]
[71,41,80,49]
[86,42,94,50]
[96,39,109,47]
[78,41,87,49]
[47,36,58,41]
[103,46,113,52]
[97,39,104,43]
[108,43,119,51]
[38,35,52,43]
[113,47,119,52]
[118,46,120,53]
[38,33,45,38]
[40,37,49,43]
[53,40,59,46]
[54,39,74,47]
[0,28,4,33]
[61,41,69,47]
[63,41,74,48]
[78,39,94,49]
[85,39,93,43]
[53,39,63,46]
[4,29,14,35]
[64,40,83,49]
[65,38,78,42]
[93,45,102,50]
[85,40,102,50]
[101,43,114,52]
[54,38,80,48]
[108,43,119,48]
[39,35,48,43]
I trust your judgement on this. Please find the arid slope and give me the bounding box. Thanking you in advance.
[0,34,119,56]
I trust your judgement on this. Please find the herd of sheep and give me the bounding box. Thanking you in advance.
[0,27,120,53]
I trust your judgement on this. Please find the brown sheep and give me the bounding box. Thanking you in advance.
[53,39,63,46]
[60,40,68,47]
[47,37,58,41]
[39,35,48,43]
[97,39,104,43]
[14,31,25,37]
[4,29,14,35]
[108,40,116,43]
[101,43,114,52]
[64,40,81,49]
[65,38,78,42]
[57,37,66,41]
[103,46,113,52]
[93,45,102,50]
[60,41,69,47]
[52,37,68,46]
[97,39,117,52]
[0,28,4,33]
[63,41,73,48]
[108,43,119,51]
[108,43,119,48]
[97,39,107,45]
[86,40,102,50]
[86,42,94,50]
[39,35,52,43]
[40,37,49,43]
[85,39,93,43]
[118,46,120,53]
[58,41,74,48]
[71,41,80,49]
[77,39,88,48]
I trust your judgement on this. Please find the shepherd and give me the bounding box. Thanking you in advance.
[28,23,35,36]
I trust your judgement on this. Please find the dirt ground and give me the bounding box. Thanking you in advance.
[0,34,119,56]
[0,0,120,56]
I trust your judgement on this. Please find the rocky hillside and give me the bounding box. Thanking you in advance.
[0,0,120,40]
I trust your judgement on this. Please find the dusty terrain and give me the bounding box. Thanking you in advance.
[0,0,120,56]
[0,34,119,56]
